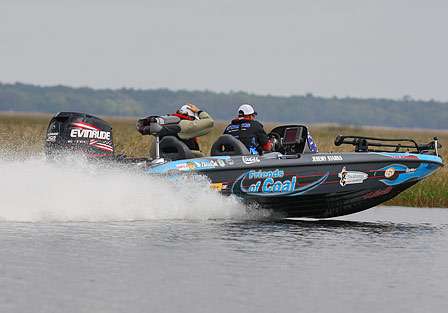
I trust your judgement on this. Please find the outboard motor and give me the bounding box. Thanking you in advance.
[45,112,114,159]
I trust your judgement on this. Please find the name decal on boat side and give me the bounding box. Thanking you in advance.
[312,155,343,162]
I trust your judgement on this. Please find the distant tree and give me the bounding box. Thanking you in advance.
[0,82,447,129]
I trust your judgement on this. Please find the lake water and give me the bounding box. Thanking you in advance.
[0,207,447,313]
[0,157,447,312]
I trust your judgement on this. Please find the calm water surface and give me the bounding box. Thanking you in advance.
[0,206,447,313]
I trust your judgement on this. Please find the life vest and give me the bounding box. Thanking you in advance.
[224,118,270,155]
[170,113,195,121]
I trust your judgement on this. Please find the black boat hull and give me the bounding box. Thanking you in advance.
[145,152,443,218]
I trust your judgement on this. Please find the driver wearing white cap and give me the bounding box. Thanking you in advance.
[223,104,272,155]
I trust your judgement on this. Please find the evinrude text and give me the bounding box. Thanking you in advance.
[70,129,111,140]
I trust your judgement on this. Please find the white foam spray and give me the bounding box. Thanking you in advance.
[0,154,267,222]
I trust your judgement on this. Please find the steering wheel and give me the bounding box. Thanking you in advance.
[268,132,282,152]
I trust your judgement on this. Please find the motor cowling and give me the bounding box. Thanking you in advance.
[45,112,114,159]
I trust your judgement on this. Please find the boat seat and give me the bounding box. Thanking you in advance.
[159,136,194,160]
[210,135,250,156]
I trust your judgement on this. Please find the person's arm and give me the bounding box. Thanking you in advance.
[254,122,272,151]
[178,111,214,139]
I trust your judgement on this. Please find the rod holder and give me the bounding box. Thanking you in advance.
[155,135,160,159]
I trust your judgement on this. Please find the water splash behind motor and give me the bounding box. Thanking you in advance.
[0,155,260,222]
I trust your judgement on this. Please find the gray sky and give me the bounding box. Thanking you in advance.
[1,0,447,100]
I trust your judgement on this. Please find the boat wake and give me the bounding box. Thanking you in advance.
[0,154,263,222]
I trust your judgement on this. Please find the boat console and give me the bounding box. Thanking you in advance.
[268,125,312,155]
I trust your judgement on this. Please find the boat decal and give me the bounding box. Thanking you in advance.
[46,132,59,142]
[384,167,396,178]
[225,158,235,166]
[241,155,260,165]
[145,156,231,174]
[338,167,368,186]
[192,159,224,169]
[312,155,343,162]
[176,162,196,171]
[209,182,229,191]
[232,169,329,197]
[70,122,111,140]
[376,152,443,164]
[362,187,393,199]
[379,163,440,186]
[210,183,224,191]
[217,159,226,167]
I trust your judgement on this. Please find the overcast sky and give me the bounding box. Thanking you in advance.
[1,0,447,100]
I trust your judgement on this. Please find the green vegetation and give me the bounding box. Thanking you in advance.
[1,113,446,208]
[1,82,448,129]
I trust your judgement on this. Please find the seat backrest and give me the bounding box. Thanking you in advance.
[159,136,194,160]
[210,135,250,156]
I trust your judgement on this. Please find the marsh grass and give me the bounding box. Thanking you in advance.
[1,113,446,207]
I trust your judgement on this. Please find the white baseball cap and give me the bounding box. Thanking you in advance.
[178,104,198,119]
[238,104,257,116]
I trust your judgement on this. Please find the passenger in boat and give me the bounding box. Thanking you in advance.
[224,104,272,155]
[138,103,214,158]
[169,103,214,156]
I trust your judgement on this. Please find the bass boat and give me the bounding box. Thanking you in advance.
[45,112,444,218]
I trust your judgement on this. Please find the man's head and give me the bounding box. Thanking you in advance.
[177,104,198,119]
[238,104,257,120]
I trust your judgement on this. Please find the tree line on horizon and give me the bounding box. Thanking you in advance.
[0,82,447,129]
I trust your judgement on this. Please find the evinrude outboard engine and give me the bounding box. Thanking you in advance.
[45,112,114,159]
